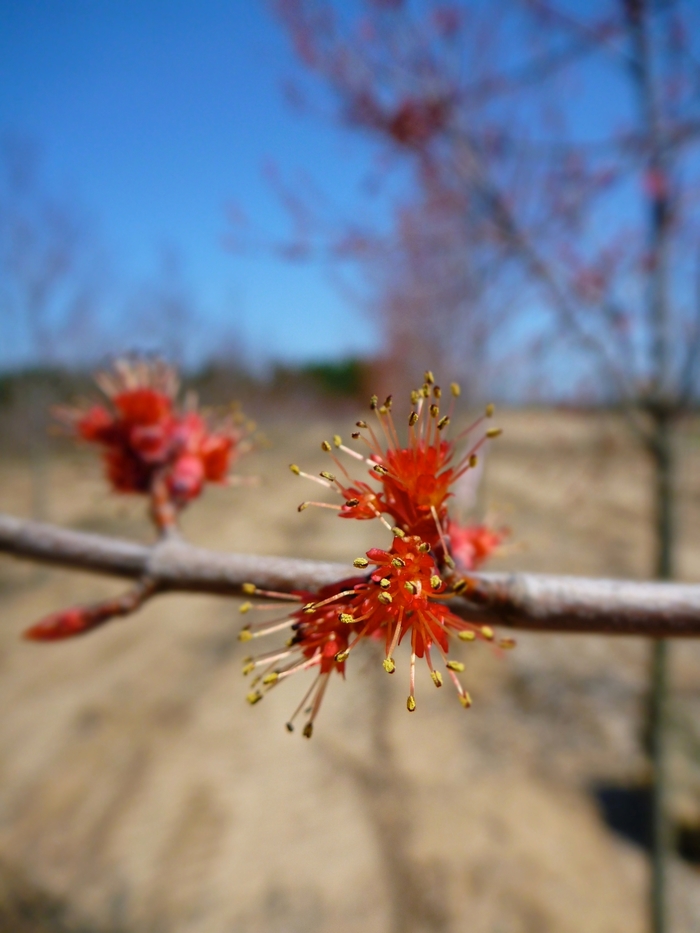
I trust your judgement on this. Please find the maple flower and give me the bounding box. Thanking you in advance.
[447,520,505,571]
[239,535,515,733]
[60,357,251,529]
[242,372,512,735]
[346,534,509,711]
[290,372,501,563]
[237,577,377,738]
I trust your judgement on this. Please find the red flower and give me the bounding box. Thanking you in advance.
[239,535,514,733]
[60,358,250,526]
[447,521,505,571]
[292,372,501,561]
[238,577,375,737]
[244,372,512,735]
[349,534,498,710]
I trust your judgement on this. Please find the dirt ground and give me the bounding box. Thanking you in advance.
[1,407,700,933]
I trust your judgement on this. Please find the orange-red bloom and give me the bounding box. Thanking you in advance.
[292,373,501,562]
[238,577,375,737]
[348,534,503,710]
[241,372,512,735]
[61,358,250,527]
[447,520,505,571]
[240,534,513,734]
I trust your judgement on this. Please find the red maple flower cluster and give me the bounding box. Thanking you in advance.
[24,359,253,642]
[293,372,500,560]
[243,373,511,736]
[61,358,251,530]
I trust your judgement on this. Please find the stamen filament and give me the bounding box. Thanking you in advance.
[286,671,323,730]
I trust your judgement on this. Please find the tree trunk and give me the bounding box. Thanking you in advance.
[649,410,675,933]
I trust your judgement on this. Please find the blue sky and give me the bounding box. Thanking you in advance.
[0,1,381,369]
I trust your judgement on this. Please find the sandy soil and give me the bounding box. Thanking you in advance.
[1,407,700,932]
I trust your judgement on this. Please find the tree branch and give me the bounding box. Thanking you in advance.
[1,513,699,638]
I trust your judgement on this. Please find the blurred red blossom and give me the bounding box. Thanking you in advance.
[447,521,505,571]
[59,358,252,530]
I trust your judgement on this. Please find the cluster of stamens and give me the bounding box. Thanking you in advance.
[290,372,501,559]
[241,372,510,736]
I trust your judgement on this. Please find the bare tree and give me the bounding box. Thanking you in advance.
[0,135,103,518]
[269,2,700,928]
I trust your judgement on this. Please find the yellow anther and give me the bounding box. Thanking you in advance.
[320,471,336,481]
[335,649,350,662]
[242,661,255,676]
[383,657,396,673]
[446,660,465,672]
[408,411,419,426]
[407,695,417,712]
[429,404,439,417]
[356,420,368,428]
[333,434,342,447]
[246,690,263,705]
[421,385,430,397]
[321,440,332,452]
[437,415,450,430]
[242,582,256,595]
[285,637,295,647]
[379,405,388,415]
[262,672,278,685]
[453,579,468,595]
[433,385,442,399]
[486,427,502,439]
[459,692,473,708]
[481,625,495,640]
[424,370,434,384]
[450,382,461,397]
[499,638,516,649]
[430,575,442,591]
[410,390,420,404]
[392,557,405,568]
[289,463,300,475]
[469,454,478,468]
[298,502,309,512]
[418,542,430,552]
[392,526,405,538]
[238,629,253,642]
[338,613,354,625]
[380,578,391,588]
[302,602,317,613]
[458,630,476,642]
[370,394,378,409]
[431,670,443,687]
[384,395,393,409]
[353,557,369,568]
[404,581,418,595]
[239,601,252,614]
[303,723,313,738]
[378,591,393,605]
[373,464,389,476]
[485,403,495,417]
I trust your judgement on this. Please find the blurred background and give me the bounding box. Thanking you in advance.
[1,1,700,931]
